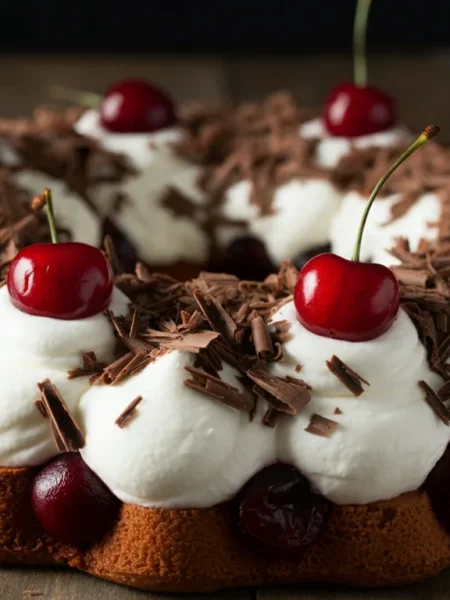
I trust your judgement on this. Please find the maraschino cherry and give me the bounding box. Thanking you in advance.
[7,189,114,319]
[238,464,330,553]
[51,78,176,134]
[32,453,120,544]
[294,125,439,342]
[324,0,396,137]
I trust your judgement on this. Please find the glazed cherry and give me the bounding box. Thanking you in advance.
[293,243,331,271]
[100,79,176,133]
[295,253,399,342]
[324,82,396,137]
[7,188,114,320]
[238,464,330,553]
[323,0,396,137]
[218,237,276,281]
[8,241,114,320]
[294,126,438,342]
[32,453,120,544]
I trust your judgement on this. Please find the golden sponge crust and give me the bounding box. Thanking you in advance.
[1,466,449,592]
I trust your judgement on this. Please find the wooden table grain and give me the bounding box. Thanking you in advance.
[1,52,450,598]
[1,566,450,599]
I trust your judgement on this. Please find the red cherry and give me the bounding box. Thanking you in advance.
[294,253,400,342]
[32,453,119,544]
[324,82,396,138]
[7,242,114,320]
[238,464,330,553]
[99,79,176,133]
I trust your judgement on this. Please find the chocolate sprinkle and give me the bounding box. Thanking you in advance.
[418,380,450,426]
[326,355,369,397]
[37,379,85,452]
[305,413,338,438]
[115,396,143,428]
[334,407,343,415]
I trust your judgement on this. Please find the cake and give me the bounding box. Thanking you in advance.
[0,106,130,254]
[2,128,450,592]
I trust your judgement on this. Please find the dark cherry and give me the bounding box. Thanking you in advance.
[238,463,330,553]
[32,453,119,544]
[7,242,114,320]
[425,444,450,533]
[212,237,276,281]
[294,253,399,342]
[293,243,331,271]
[102,218,139,274]
[324,82,396,138]
[100,79,176,133]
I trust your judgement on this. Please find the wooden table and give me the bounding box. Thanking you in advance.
[1,52,450,597]
[2,565,450,599]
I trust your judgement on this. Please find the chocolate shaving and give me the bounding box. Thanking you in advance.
[247,369,311,415]
[103,235,123,275]
[37,379,85,451]
[295,364,302,373]
[184,365,254,412]
[115,396,143,428]
[418,380,450,426]
[326,355,369,397]
[67,351,106,380]
[305,413,338,438]
[334,407,343,415]
[193,289,237,345]
[262,407,280,428]
[34,399,48,418]
[251,315,274,361]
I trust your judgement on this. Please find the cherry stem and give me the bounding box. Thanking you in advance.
[352,125,440,262]
[49,85,101,109]
[353,0,372,88]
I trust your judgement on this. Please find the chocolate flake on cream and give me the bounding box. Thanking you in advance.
[247,369,311,415]
[418,380,450,426]
[326,355,369,397]
[305,413,338,438]
[115,396,143,428]
[184,366,254,412]
[67,351,106,380]
[251,315,274,361]
[37,379,85,452]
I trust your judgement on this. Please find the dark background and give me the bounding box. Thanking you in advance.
[1,1,448,54]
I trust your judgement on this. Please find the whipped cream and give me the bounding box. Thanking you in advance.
[269,301,450,505]
[220,178,342,264]
[76,110,209,264]
[97,161,209,265]
[79,350,276,508]
[13,170,101,247]
[0,287,129,467]
[0,141,101,246]
[331,190,441,265]
[300,118,412,169]
[75,109,184,171]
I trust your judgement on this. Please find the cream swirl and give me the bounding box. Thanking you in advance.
[220,178,342,264]
[269,301,450,504]
[79,350,276,508]
[330,190,440,265]
[300,118,412,168]
[0,287,129,467]
[74,109,184,171]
